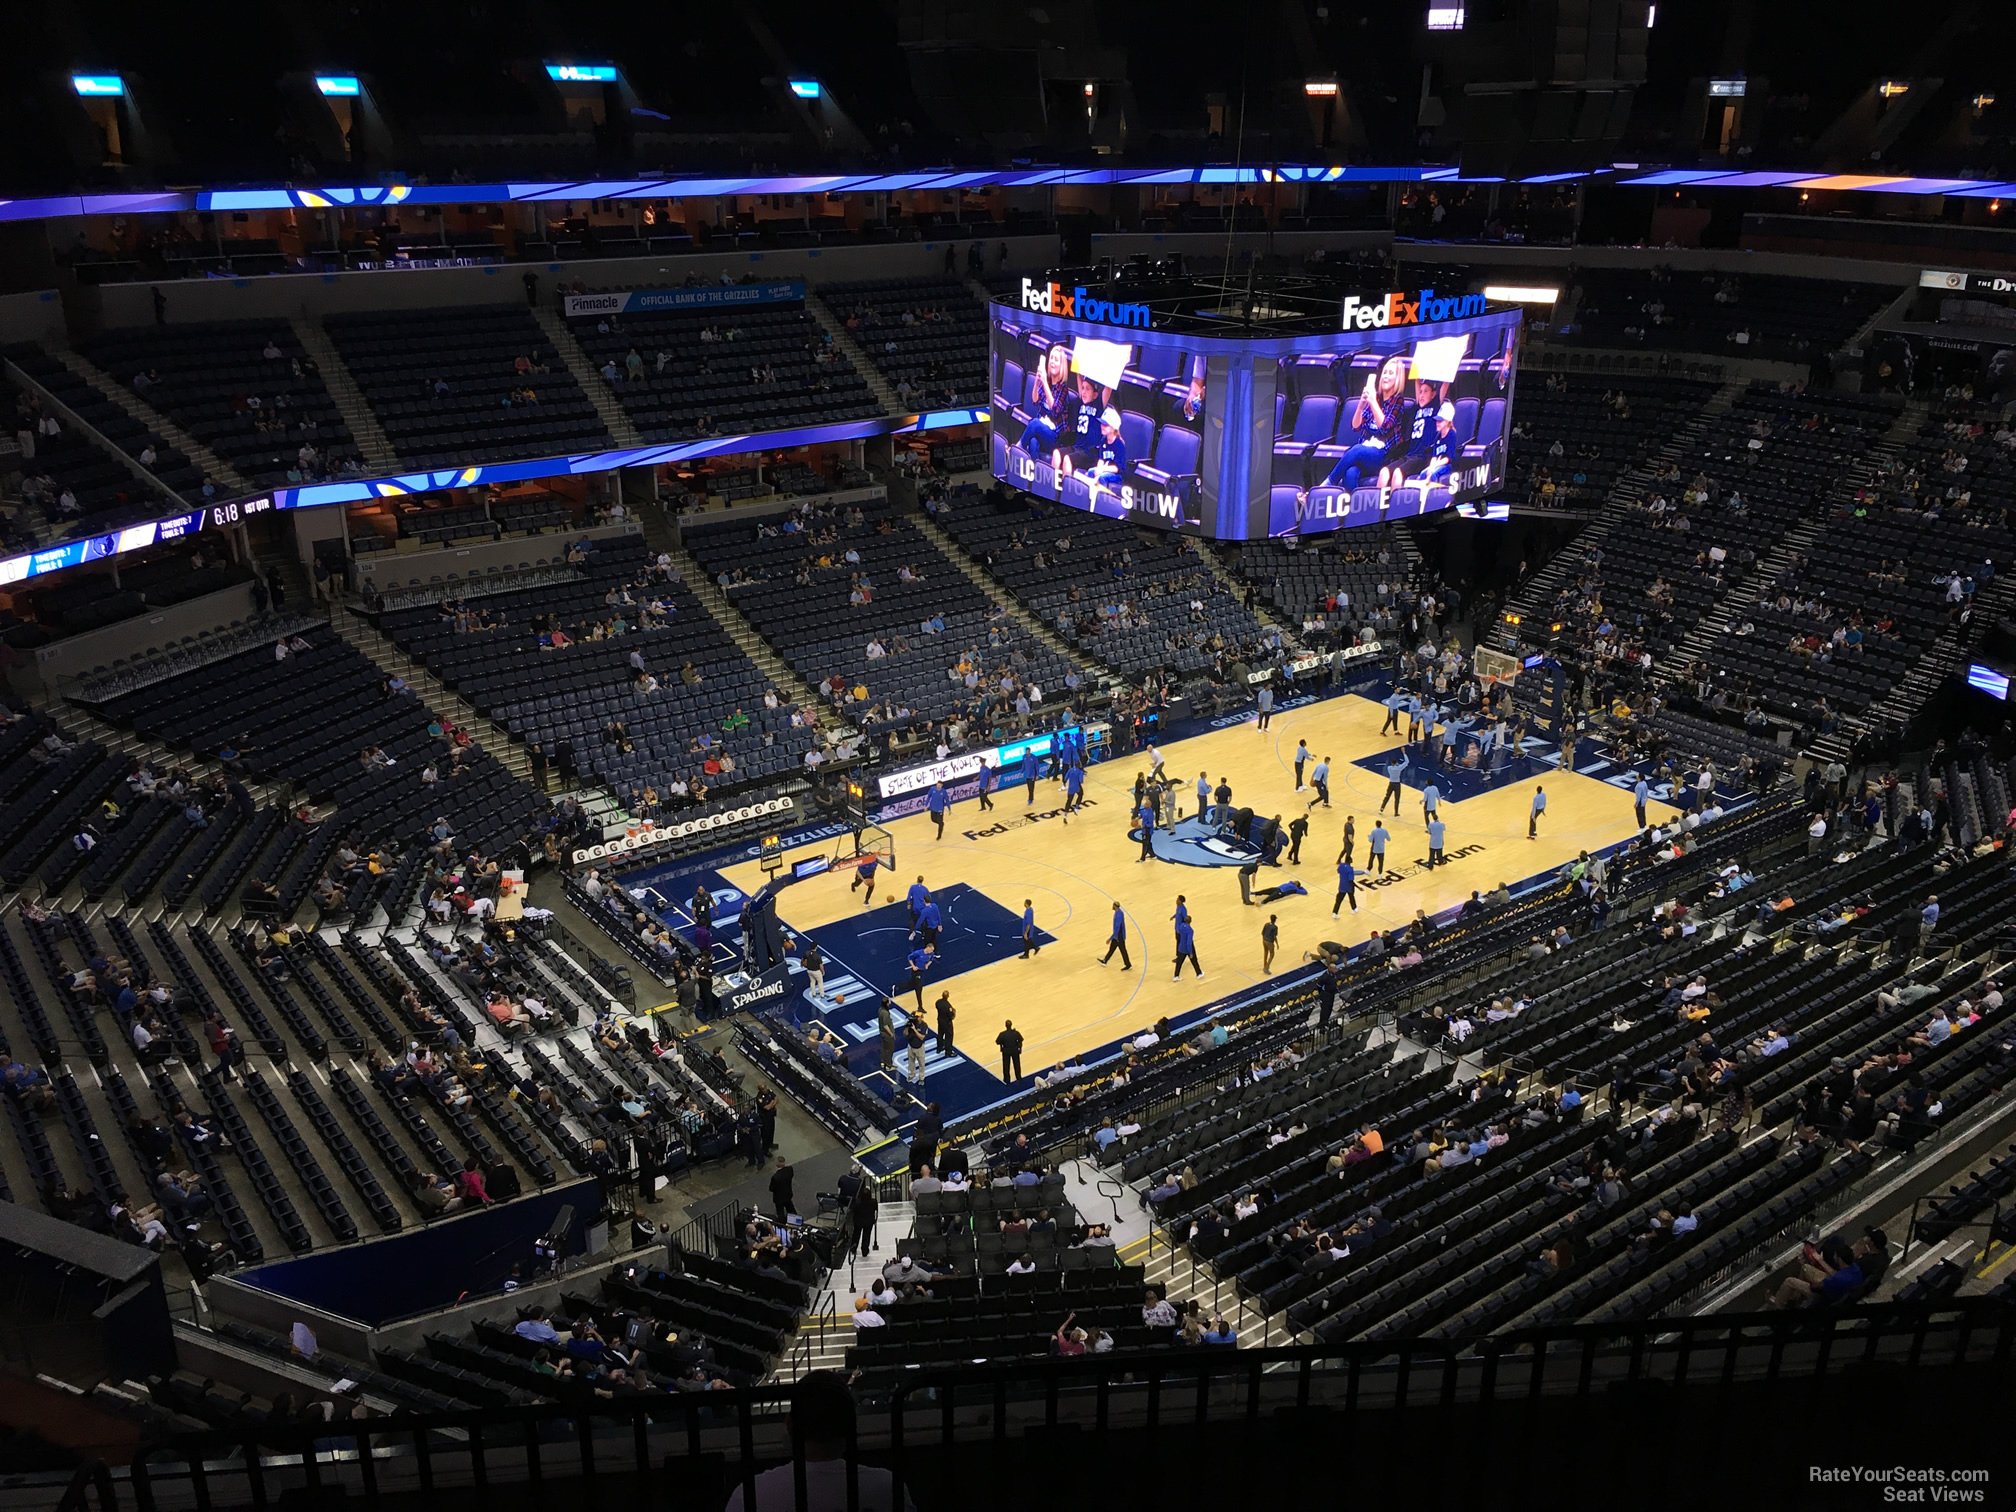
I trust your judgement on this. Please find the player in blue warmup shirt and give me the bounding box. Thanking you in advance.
[1064,763,1086,813]
[1420,781,1441,830]
[906,876,930,925]
[912,897,942,946]
[1633,775,1650,830]
[1380,757,1407,816]
[903,944,936,1013]
[1306,758,1331,810]
[1099,901,1132,968]
[1020,900,1042,958]
[1381,690,1405,736]
[850,852,880,906]
[926,781,948,839]
[1173,916,1202,979]
[1137,797,1158,861]
[1333,859,1358,916]
[1368,821,1390,875]
[1021,747,1040,805]
[1427,816,1447,869]
[977,760,996,812]
[1529,785,1547,839]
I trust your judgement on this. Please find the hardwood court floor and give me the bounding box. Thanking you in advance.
[717,693,1673,1081]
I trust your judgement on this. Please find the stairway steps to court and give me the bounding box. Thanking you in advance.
[531,305,644,448]
[290,316,398,470]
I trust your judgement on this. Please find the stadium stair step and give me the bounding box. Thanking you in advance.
[1492,375,1747,654]
[49,346,252,498]
[55,700,293,833]
[1655,511,1833,689]
[644,507,845,740]
[290,316,399,471]
[530,305,644,448]
[5,354,198,537]
[1199,541,1302,647]
[908,508,1118,693]
[803,291,906,415]
[1864,556,2016,739]
[325,602,539,786]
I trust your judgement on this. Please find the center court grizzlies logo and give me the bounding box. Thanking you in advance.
[1130,815,1267,869]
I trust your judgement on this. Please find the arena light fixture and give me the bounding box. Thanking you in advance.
[1426,6,1466,29]
[788,80,822,99]
[1708,79,1746,98]
[1878,80,1910,99]
[1974,93,1997,113]
[545,63,617,83]
[71,74,125,97]
[1482,284,1561,304]
[315,76,361,97]
[1304,81,1340,97]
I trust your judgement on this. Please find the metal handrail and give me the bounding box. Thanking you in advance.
[116,1299,2016,1512]
[55,1460,115,1512]
[794,1288,840,1376]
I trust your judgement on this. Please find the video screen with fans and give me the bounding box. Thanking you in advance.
[988,309,1214,532]
[1265,306,1521,537]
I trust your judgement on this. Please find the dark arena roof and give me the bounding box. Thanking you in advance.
[0,5,2012,1509]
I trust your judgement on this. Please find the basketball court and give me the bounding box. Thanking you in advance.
[709,688,1683,1099]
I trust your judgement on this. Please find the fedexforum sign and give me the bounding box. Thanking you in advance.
[1021,277,1153,330]
[1341,288,1491,331]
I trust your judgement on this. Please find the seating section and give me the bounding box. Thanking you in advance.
[1530,386,1905,726]
[81,626,548,867]
[1567,268,1897,361]
[564,296,880,443]
[372,1256,804,1401]
[324,306,611,468]
[1897,401,2016,533]
[685,495,1090,734]
[1673,390,2012,730]
[0,852,754,1272]
[822,278,990,408]
[81,321,363,486]
[1221,522,1422,638]
[376,537,817,817]
[1508,374,1717,508]
[1051,798,2016,1339]
[737,1011,904,1144]
[7,352,203,533]
[937,488,1277,679]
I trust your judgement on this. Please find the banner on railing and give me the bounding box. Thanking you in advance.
[562,280,805,318]
[572,796,794,864]
[1244,641,1382,684]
